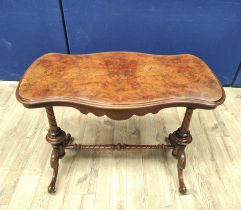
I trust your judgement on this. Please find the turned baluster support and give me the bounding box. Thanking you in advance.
[45,106,72,193]
[168,108,194,194]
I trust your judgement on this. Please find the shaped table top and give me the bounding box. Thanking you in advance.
[16,52,225,113]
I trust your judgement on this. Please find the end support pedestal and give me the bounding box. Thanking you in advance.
[168,108,194,194]
[45,107,73,193]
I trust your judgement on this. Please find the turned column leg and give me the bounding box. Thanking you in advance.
[168,108,194,194]
[45,106,72,193]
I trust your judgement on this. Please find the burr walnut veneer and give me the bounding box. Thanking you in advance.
[16,52,225,194]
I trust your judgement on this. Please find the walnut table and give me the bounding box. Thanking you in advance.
[16,52,225,194]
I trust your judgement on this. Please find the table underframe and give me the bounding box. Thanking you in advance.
[45,106,194,194]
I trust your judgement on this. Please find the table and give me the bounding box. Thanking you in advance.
[16,52,225,194]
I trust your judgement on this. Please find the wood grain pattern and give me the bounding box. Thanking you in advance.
[16,52,225,120]
[1,82,241,209]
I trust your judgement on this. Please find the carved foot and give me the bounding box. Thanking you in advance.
[168,128,192,194]
[48,148,59,193]
[177,149,186,194]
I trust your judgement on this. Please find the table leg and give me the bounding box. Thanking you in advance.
[168,108,194,194]
[45,106,73,193]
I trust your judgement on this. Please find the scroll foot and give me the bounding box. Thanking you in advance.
[168,126,192,194]
[48,182,56,194]
[48,148,59,193]
[177,149,187,194]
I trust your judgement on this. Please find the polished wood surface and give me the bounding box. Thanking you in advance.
[2,82,241,209]
[16,52,225,112]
